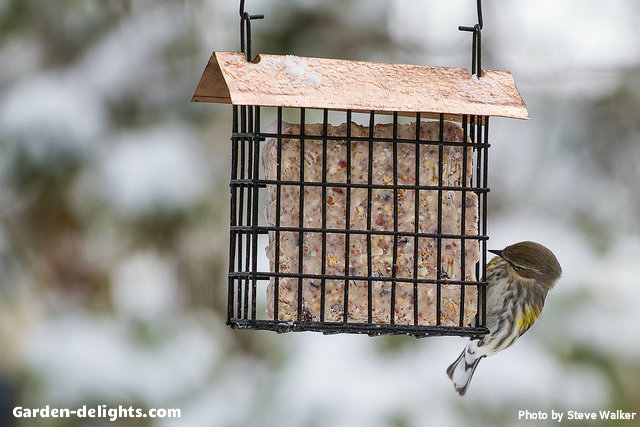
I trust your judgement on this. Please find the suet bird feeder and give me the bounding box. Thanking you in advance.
[192,0,528,338]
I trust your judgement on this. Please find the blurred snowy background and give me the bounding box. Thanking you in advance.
[1,0,640,426]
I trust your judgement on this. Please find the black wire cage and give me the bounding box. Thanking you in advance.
[192,0,528,338]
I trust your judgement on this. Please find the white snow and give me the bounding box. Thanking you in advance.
[21,310,223,406]
[281,55,324,88]
[98,125,211,215]
[111,250,182,320]
[0,35,43,85]
[305,70,324,88]
[76,4,187,102]
[283,55,307,80]
[0,72,106,161]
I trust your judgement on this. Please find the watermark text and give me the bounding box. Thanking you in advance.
[13,405,181,422]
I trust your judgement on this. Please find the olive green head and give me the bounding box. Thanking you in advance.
[489,241,562,285]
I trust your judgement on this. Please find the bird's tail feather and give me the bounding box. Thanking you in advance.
[446,344,485,396]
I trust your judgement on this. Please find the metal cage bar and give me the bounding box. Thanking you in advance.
[251,107,261,319]
[413,112,421,326]
[390,112,399,325]
[459,114,468,327]
[367,111,375,324]
[344,110,352,323]
[436,114,444,326]
[228,106,239,323]
[320,109,329,322]
[481,117,490,327]
[273,107,283,321]
[227,107,490,338]
[297,108,306,322]
[238,105,247,319]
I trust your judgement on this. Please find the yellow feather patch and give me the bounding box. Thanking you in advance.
[487,256,501,270]
[517,306,541,333]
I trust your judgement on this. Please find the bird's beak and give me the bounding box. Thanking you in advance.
[488,249,503,257]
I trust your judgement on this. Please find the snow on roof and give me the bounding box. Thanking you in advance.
[192,51,529,120]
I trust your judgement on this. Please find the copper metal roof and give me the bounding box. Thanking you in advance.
[192,51,528,120]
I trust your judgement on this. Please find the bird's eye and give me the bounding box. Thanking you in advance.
[509,262,522,271]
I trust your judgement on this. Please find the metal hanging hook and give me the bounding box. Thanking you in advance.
[239,0,264,62]
[458,0,483,77]
[476,0,483,30]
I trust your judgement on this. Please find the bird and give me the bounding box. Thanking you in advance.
[446,241,562,396]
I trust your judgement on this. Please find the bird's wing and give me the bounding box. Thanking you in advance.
[517,305,541,337]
